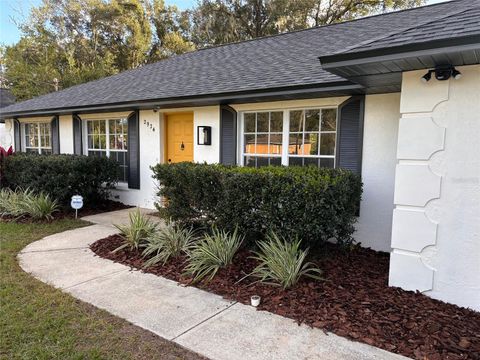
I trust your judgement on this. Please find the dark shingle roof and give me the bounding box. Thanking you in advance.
[335,4,480,55]
[2,0,479,116]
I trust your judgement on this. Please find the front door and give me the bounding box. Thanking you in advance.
[166,113,194,163]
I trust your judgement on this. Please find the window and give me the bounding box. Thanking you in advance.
[23,122,52,154]
[240,108,337,168]
[86,118,128,182]
[243,111,283,167]
[288,108,336,168]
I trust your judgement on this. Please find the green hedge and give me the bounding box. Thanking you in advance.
[3,153,118,207]
[152,163,362,248]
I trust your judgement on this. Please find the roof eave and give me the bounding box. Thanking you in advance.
[319,34,480,70]
[0,81,363,119]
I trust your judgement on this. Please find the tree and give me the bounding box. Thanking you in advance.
[1,0,193,101]
[185,0,425,47]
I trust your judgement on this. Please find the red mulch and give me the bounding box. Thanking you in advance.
[0,200,131,224]
[91,235,480,360]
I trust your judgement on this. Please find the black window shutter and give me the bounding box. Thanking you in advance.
[220,105,237,165]
[127,110,140,189]
[73,114,83,155]
[336,96,365,175]
[51,116,60,154]
[13,118,21,152]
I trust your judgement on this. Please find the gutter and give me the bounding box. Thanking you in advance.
[0,82,363,119]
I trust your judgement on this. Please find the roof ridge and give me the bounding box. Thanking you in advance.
[332,3,475,56]
[194,0,462,53]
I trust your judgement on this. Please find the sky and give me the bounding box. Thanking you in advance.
[0,0,449,46]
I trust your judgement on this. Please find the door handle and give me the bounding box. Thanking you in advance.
[180,141,185,151]
[168,158,172,163]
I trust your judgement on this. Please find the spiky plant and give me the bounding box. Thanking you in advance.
[112,209,158,253]
[142,221,196,267]
[22,192,59,220]
[0,188,34,218]
[250,232,322,289]
[184,227,243,283]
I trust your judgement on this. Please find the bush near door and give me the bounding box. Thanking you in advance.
[3,154,118,207]
[152,163,362,248]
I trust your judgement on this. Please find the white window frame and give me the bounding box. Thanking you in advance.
[238,106,338,167]
[83,118,129,183]
[21,122,52,154]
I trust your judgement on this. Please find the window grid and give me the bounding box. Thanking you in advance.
[24,122,52,154]
[243,111,283,167]
[86,118,128,183]
[241,108,337,168]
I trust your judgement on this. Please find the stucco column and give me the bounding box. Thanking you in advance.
[389,65,480,310]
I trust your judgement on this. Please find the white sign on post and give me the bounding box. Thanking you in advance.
[71,195,83,219]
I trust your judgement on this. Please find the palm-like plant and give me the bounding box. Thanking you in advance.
[21,192,59,220]
[112,209,158,253]
[250,232,322,289]
[184,227,243,283]
[142,221,196,267]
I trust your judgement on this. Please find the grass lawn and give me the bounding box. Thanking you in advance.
[0,219,204,360]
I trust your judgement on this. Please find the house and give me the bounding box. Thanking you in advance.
[1,0,479,311]
[0,88,15,148]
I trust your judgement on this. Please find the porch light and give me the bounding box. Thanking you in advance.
[197,126,212,145]
[421,65,462,82]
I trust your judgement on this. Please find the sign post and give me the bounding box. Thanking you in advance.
[71,195,84,219]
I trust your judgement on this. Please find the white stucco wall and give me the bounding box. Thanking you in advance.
[389,64,480,311]
[355,93,400,252]
[193,106,220,164]
[111,109,161,208]
[59,115,74,154]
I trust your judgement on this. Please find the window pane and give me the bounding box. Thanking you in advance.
[257,113,269,132]
[244,156,256,167]
[41,149,52,155]
[289,157,303,166]
[304,133,319,155]
[269,134,282,155]
[304,157,319,167]
[244,134,256,154]
[288,134,303,155]
[257,156,268,168]
[270,112,283,132]
[88,135,93,149]
[289,110,303,132]
[109,119,116,134]
[244,114,255,133]
[123,134,128,150]
[320,158,335,168]
[320,133,336,155]
[256,134,269,154]
[269,157,281,166]
[305,110,320,131]
[110,135,117,150]
[99,121,106,134]
[321,109,337,131]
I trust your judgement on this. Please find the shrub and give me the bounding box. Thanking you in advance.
[0,188,59,220]
[184,227,243,282]
[3,153,118,207]
[113,209,158,253]
[152,163,362,248]
[249,232,322,289]
[142,221,196,267]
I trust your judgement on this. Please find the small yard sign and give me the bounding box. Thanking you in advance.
[71,195,83,218]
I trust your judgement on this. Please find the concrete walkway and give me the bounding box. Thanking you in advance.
[18,209,409,360]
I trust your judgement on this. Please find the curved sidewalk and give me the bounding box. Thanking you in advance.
[18,209,409,360]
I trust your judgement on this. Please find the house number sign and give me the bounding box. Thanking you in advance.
[143,119,156,132]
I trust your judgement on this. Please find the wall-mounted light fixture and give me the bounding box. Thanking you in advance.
[153,105,161,113]
[421,65,462,83]
[197,126,212,145]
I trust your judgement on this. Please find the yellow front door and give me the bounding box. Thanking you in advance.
[166,113,194,163]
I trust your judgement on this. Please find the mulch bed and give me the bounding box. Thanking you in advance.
[91,235,480,360]
[0,200,131,224]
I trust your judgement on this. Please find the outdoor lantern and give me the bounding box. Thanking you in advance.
[197,126,212,145]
